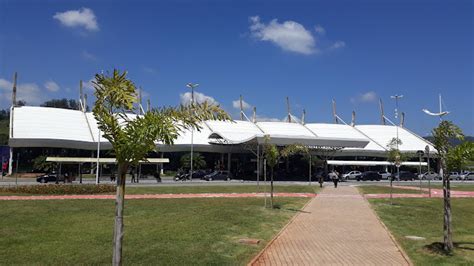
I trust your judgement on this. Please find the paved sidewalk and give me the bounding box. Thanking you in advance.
[251,186,410,265]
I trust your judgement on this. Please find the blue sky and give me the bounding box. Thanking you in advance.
[0,0,472,136]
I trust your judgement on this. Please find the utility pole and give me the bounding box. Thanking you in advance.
[425,145,431,197]
[240,95,244,120]
[332,99,339,124]
[12,72,17,106]
[79,80,84,111]
[286,97,291,123]
[186,83,199,181]
[9,72,18,176]
[252,107,257,123]
[391,94,403,182]
[379,98,386,125]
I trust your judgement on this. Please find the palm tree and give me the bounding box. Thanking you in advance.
[92,69,230,265]
[432,120,464,252]
[180,152,206,171]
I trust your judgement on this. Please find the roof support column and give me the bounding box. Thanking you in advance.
[256,144,260,189]
[79,163,82,184]
[160,152,164,175]
[309,154,312,186]
[8,147,13,176]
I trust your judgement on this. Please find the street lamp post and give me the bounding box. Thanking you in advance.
[425,145,431,197]
[391,94,403,182]
[186,83,199,181]
[417,150,424,193]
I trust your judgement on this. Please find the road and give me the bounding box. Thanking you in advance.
[1,176,473,187]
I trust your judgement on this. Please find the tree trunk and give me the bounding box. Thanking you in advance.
[441,157,454,252]
[113,163,128,265]
[270,168,274,208]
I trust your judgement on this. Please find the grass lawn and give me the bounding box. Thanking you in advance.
[357,185,425,195]
[0,197,308,265]
[407,183,474,192]
[126,184,319,195]
[369,198,474,265]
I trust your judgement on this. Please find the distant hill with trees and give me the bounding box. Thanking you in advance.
[41,98,80,110]
[424,136,474,146]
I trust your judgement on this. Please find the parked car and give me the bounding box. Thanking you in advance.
[461,172,474,180]
[448,172,460,180]
[191,169,211,179]
[378,171,392,180]
[392,171,417,181]
[357,171,382,181]
[342,171,362,180]
[36,173,65,183]
[418,171,440,180]
[203,171,232,181]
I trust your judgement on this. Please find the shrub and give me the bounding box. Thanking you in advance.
[0,184,116,195]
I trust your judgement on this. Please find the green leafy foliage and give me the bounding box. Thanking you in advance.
[432,121,464,159]
[0,184,115,195]
[32,155,55,172]
[92,69,230,166]
[386,137,406,163]
[0,119,9,145]
[180,153,206,170]
[447,141,474,172]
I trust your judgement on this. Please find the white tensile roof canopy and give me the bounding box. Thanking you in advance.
[8,106,435,154]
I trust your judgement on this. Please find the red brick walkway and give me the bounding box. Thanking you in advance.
[365,185,474,199]
[0,192,316,201]
[251,186,411,265]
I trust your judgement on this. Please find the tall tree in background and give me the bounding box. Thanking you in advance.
[92,69,230,265]
[180,152,206,170]
[41,98,79,110]
[432,121,464,252]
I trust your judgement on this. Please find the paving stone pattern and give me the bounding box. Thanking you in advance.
[251,186,411,266]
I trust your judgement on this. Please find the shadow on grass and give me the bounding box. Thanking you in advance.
[269,204,311,214]
[424,242,474,255]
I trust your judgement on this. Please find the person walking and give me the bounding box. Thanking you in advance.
[330,170,339,188]
[130,168,136,183]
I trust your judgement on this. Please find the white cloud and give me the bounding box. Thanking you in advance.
[44,80,60,92]
[0,78,45,105]
[314,24,326,35]
[82,50,97,61]
[180,91,218,106]
[53,8,99,32]
[351,91,377,104]
[0,79,10,90]
[232,99,252,110]
[249,16,316,55]
[330,41,346,50]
